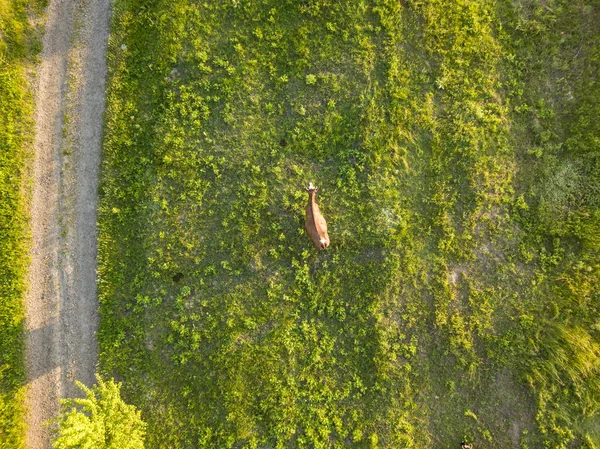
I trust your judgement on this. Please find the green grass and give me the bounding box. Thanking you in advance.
[98,0,600,447]
[0,0,44,447]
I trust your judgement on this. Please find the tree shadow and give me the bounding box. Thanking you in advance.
[24,320,60,383]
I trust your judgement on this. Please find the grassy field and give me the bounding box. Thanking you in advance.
[0,0,44,447]
[98,0,600,447]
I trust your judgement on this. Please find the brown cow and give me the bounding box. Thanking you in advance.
[305,182,330,249]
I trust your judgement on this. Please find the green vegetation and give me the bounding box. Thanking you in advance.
[0,0,44,447]
[51,376,146,449]
[98,0,600,447]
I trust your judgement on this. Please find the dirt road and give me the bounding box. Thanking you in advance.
[24,0,111,447]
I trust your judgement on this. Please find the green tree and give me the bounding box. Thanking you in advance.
[51,375,146,449]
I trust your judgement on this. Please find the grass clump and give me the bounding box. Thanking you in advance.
[98,0,600,447]
[0,0,44,447]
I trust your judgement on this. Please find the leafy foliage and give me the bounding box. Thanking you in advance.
[98,0,600,447]
[51,376,146,449]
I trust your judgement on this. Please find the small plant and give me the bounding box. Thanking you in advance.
[51,375,146,449]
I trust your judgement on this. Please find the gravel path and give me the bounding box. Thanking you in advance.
[25,0,111,447]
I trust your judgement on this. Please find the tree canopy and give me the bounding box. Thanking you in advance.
[52,375,146,449]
